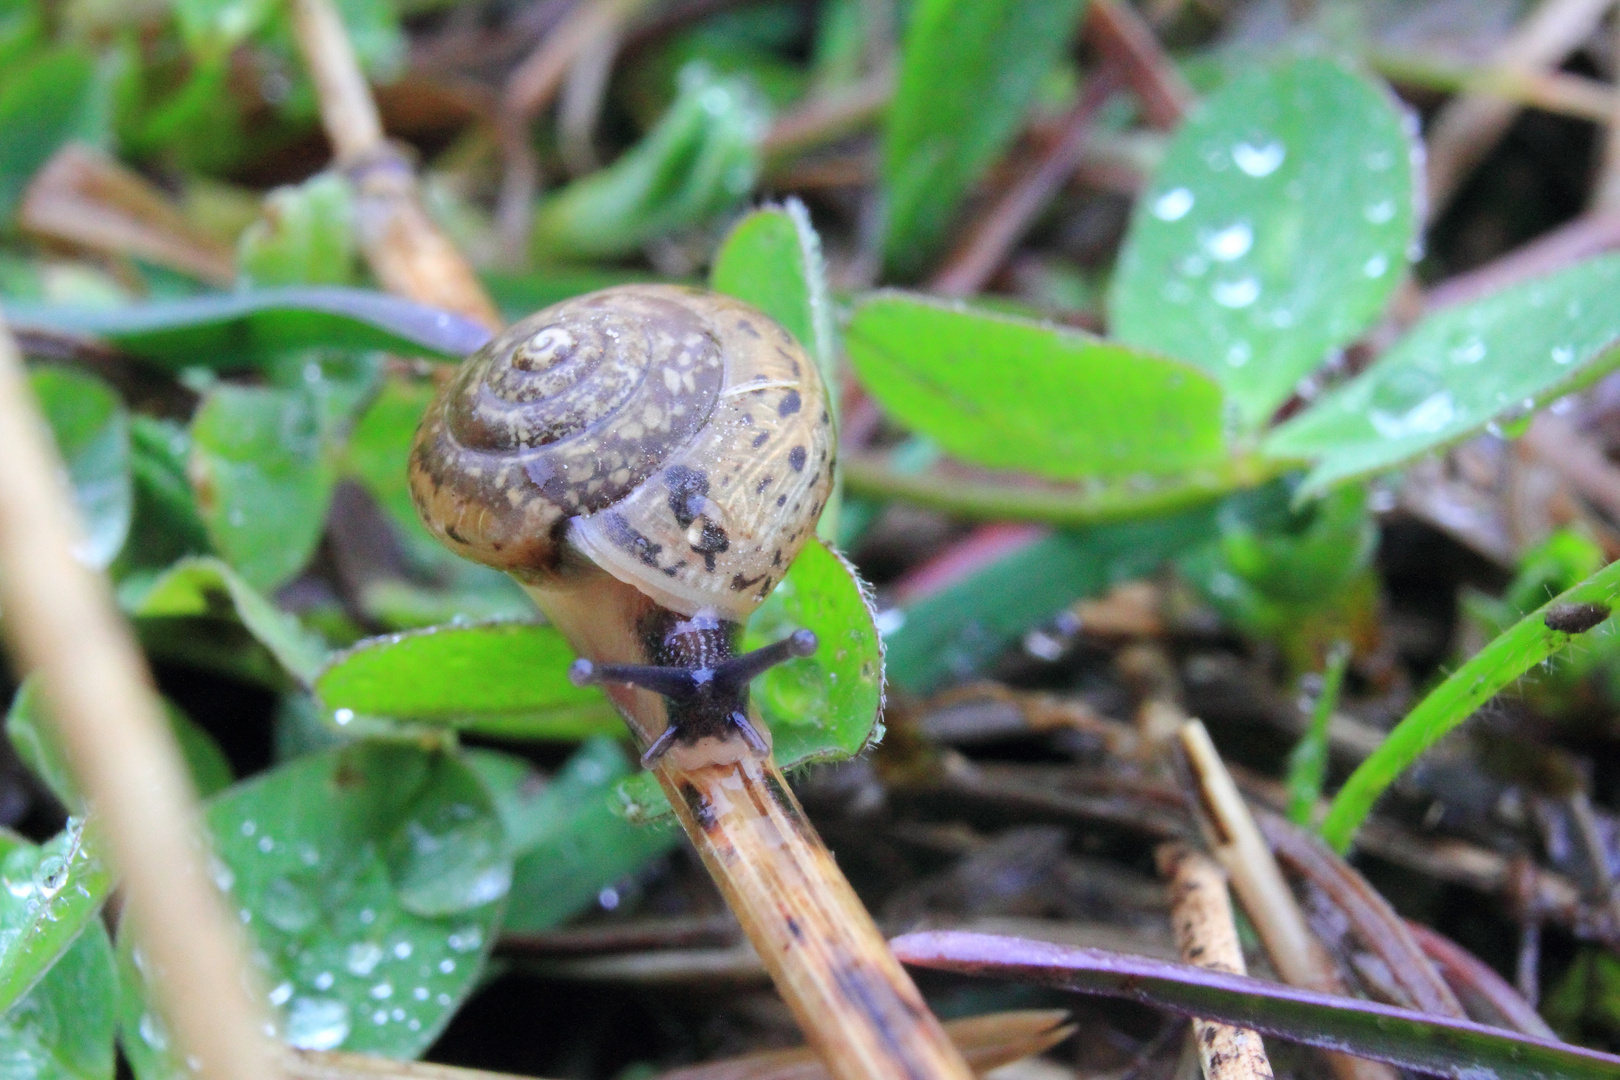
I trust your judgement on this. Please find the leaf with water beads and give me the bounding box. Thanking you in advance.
[0,899,116,1080]
[118,743,508,1070]
[0,819,114,1017]
[1266,253,1620,495]
[1109,57,1418,429]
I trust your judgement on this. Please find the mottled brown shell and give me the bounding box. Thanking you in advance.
[409,284,834,621]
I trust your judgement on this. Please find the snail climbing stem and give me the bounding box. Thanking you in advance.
[409,285,975,1080]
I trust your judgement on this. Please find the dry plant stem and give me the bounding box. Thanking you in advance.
[1373,51,1620,125]
[1424,211,1620,308]
[1253,811,1463,1019]
[1423,0,1616,219]
[1085,0,1192,130]
[763,69,896,160]
[1597,11,1620,211]
[19,144,235,286]
[527,575,974,1080]
[660,757,976,1080]
[1177,722,1396,1080]
[931,69,1120,297]
[1519,412,1620,523]
[0,314,275,1080]
[290,0,501,330]
[1155,845,1274,1080]
[287,1012,1072,1080]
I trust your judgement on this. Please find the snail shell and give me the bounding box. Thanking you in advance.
[408,284,834,623]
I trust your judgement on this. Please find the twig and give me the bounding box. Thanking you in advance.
[1177,721,1397,1080]
[931,68,1121,297]
[527,573,977,1080]
[1254,811,1464,1019]
[1423,0,1616,220]
[1596,10,1620,211]
[1084,0,1193,130]
[18,144,235,287]
[1373,51,1620,126]
[763,69,895,159]
[1519,412,1620,524]
[1425,211,1620,309]
[1402,921,1558,1038]
[1156,844,1274,1080]
[0,315,275,1080]
[290,0,501,329]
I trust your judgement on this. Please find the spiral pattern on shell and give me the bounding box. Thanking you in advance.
[410,284,834,621]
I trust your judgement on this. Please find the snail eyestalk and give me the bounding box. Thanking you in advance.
[410,285,976,1080]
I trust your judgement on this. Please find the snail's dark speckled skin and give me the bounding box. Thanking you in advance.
[408,284,834,623]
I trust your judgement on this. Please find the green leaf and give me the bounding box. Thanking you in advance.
[8,679,232,811]
[615,538,884,820]
[1109,57,1417,428]
[846,293,1230,481]
[1266,253,1620,495]
[710,201,834,375]
[0,912,116,1080]
[533,65,768,262]
[7,288,492,370]
[237,173,358,288]
[885,504,1221,693]
[0,49,100,225]
[881,0,1087,277]
[467,742,680,935]
[175,0,277,60]
[1321,556,1620,853]
[189,382,335,591]
[315,623,623,740]
[121,743,507,1070]
[30,366,131,569]
[0,819,114,1016]
[117,417,211,574]
[121,557,329,685]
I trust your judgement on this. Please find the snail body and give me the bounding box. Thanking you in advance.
[408,284,834,768]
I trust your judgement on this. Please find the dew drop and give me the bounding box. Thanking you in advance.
[438,959,456,974]
[1212,277,1260,309]
[1363,200,1396,224]
[1362,254,1388,278]
[371,982,393,1000]
[139,1012,169,1051]
[1225,341,1252,368]
[1201,221,1253,262]
[346,942,384,977]
[1233,140,1285,177]
[1370,392,1455,439]
[1363,148,1393,171]
[1448,338,1486,365]
[313,971,335,991]
[448,926,484,953]
[285,998,350,1051]
[268,981,294,1007]
[1552,345,1576,365]
[1151,187,1194,221]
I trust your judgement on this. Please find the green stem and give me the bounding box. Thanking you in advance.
[1321,558,1620,852]
[840,452,1283,526]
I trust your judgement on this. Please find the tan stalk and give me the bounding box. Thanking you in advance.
[0,314,275,1080]
[289,0,502,331]
[527,572,977,1080]
[1177,721,1396,1080]
[1156,844,1274,1080]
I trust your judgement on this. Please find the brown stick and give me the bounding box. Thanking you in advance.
[1156,844,1274,1080]
[1423,0,1615,220]
[290,0,501,330]
[931,68,1121,297]
[1178,722,1396,1080]
[0,315,276,1080]
[1084,0,1192,131]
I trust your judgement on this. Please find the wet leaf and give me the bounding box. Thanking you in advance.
[892,931,1620,1080]
[881,0,1088,277]
[122,743,507,1069]
[237,173,358,288]
[0,903,116,1080]
[188,382,334,592]
[711,201,834,375]
[174,0,277,59]
[0,820,114,1016]
[0,48,101,225]
[885,504,1221,694]
[1110,57,1417,428]
[1267,253,1620,495]
[117,417,211,574]
[1322,555,1620,853]
[7,288,492,370]
[846,293,1229,480]
[7,678,233,812]
[30,365,131,569]
[315,623,623,740]
[533,66,768,262]
[120,557,330,685]
[467,742,680,935]
[615,538,884,820]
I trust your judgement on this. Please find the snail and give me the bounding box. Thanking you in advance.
[408,284,835,770]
